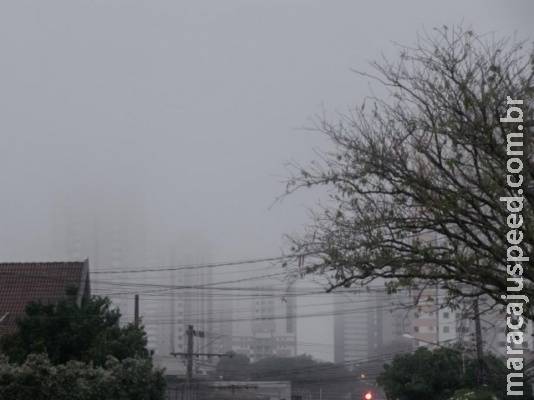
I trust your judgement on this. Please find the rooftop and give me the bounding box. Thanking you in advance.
[0,260,90,336]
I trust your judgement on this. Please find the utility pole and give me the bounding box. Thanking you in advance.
[473,297,486,386]
[134,294,139,326]
[170,325,232,380]
[435,281,440,346]
[187,324,194,381]
[170,255,176,355]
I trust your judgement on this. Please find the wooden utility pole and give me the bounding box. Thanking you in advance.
[134,294,139,326]
[170,325,232,381]
[473,297,486,386]
[435,281,440,346]
[186,324,194,381]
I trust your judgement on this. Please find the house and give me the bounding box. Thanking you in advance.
[0,260,91,337]
[165,380,292,400]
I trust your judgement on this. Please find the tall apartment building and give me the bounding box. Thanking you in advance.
[52,187,147,321]
[52,190,215,363]
[409,284,456,347]
[410,286,532,359]
[333,281,529,365]
[142,233,214,360]
[449,296,533,359]
[227,282,297,362]
[334,287,413,364]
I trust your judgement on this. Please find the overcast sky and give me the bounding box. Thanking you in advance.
[1,1,533,361]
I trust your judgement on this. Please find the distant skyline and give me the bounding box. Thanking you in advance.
[1,1,532,362]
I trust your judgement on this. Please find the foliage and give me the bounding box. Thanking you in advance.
[215,351,251,380]
[448,387,499,400]
[0,353,166,400]
[377,347,533,400]
[377,347,465,400]
[0,294,149,366]
[283,25,534,313]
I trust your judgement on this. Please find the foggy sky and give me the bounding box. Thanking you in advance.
[1,1,532,361]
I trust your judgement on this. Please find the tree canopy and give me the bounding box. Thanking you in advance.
[0,294,165,399]
[283,25,533,313]
[0,353,165,400]
[0,293,149,366]
[377,347,533,400]
[215,351,251,380]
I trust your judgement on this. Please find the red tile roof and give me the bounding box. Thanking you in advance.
[0,260,90,336]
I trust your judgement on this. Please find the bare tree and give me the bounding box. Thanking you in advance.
[283,25,534,315]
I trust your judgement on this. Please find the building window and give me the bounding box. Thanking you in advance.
[443,326,450,333]
[414,326,419,333]
[443,312,450,319]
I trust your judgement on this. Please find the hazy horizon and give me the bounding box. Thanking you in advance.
[1,1,532,362]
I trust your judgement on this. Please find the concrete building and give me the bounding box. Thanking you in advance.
[410,284,455,347]
[53,188,147,322]
[52,190,215,362]
[334,287,413,364]
[142,233,215,362]
[165,380,291,400]
[227,283,297,362]
[451,296,533,359]
[409,287,532,360]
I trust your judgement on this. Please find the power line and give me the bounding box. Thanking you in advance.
[91,256,290,274]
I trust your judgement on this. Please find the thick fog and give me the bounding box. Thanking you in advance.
[1,1,532,362]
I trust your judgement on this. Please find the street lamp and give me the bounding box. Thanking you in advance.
[402,333,458,347]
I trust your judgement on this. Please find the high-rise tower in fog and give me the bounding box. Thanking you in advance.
[52,187,214,363]
[334,287,412,363]
[53,186,147,321]
[224,279,297,362]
